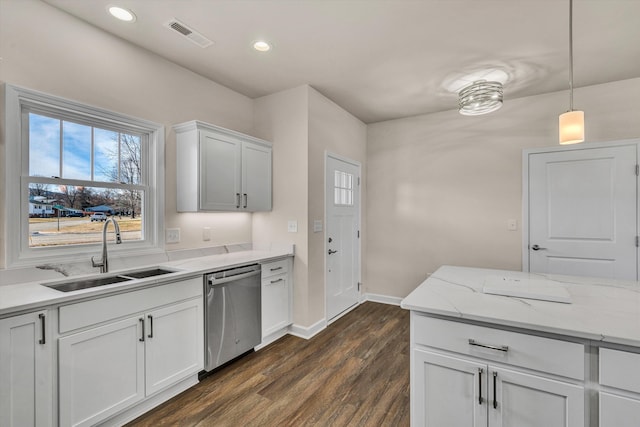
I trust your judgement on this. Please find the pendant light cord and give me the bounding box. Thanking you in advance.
[569,0,574,111]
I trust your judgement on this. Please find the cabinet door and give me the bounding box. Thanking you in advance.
[600,392,640,427]
[0,310,52,427]
[413,349,487,427]
[261,273,291,338]
[489,367,584,427]
[59,316,144,427]
[145,298,204,395]
[199,131,242,210]
[242,142,272,211]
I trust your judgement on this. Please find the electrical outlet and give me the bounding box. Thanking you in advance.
[287,220,298,233]
[203,227,211,241]
[507,219,517,231]
[166,228,180,244]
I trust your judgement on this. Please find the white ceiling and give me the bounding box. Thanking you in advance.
[42,0,640,124]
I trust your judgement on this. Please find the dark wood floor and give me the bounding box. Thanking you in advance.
[127,301,410,426]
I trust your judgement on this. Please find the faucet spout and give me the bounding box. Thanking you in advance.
[91,217,122,273]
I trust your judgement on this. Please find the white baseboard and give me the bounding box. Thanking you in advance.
[289,318,326,340]
[98,374,198,426]
[255,327,290,350]
[365,293,403,306]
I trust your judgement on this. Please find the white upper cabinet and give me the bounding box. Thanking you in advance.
[174,121,272,212]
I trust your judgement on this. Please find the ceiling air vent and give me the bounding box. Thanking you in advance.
[164,19,214,48]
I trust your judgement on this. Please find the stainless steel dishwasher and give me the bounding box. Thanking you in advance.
[204,263,261,372]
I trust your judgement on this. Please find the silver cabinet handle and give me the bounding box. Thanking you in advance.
[39,313,46,345]
[493,371,498,409]
[236,193,241,208]
[328,249,338,255]
[147,315,153,339]
[478,368,484,405]
[139,318,145,342]
[531,244,547,251]
[243,193,248,209]
[270,278,285,284]
[468,339,509,352]
[270,266,283,272]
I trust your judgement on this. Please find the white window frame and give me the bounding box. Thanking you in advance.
[3,84,165,268]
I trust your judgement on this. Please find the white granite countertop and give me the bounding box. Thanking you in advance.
[0,246,293,317]
[401,265,640,348]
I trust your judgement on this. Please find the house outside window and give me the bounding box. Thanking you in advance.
[4,85,165,267]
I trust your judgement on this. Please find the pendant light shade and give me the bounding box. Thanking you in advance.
[559,110,584,144]
[559,0,584,144]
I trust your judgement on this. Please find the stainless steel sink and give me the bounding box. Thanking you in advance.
[45,275,132,292]
[120,268,175,279]
[43,267,177,292]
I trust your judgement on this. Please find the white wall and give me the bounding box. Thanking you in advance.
[253,85,366,327]
[366,77,640,298]
[0,0,256,267]
[253,86,310,325]
[308,87,366,322]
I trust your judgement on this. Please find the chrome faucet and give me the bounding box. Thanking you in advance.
[91,217,122,273]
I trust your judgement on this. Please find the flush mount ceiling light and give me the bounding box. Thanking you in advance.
[559,0,584,144]
[252,40,272,52]
[458,80,504,116]
[108,5,136,22]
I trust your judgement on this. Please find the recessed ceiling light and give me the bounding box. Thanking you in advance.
[252,40,272,52]
[108,6,136,23]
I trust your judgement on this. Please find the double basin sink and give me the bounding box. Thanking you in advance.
[44,268,178,293]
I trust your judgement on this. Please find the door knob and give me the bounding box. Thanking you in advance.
[328,249,338,255]
[531,244,547,251]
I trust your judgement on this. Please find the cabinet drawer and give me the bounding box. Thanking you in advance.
[59,277,203,334]
[261,259,288,279]
[412,314,584,380]
[600,348,640,393]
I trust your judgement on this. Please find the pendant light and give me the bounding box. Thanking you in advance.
[559,0,584,145]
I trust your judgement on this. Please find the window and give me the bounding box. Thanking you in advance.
[4,85,164,266]
[334,170,354,206]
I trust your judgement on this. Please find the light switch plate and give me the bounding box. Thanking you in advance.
[507,219,517,231]
[287,220,298,233]
[166,228,180,244]
[203,227,211,241]
[313,220,323,233]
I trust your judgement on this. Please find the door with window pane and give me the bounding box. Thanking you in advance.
[326,154,361,321]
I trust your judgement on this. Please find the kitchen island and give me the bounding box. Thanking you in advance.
[401,265,640,427]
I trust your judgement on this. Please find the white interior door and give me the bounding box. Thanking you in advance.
[528,145,637,280]
[326,154,361,321]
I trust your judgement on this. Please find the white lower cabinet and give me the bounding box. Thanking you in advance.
[414,350,583,427]
[0,310,53,427]
[144,300,203,395]
[58,316,144,427]
[599,347,640,427]
[414,350,487,426]
[261,258,293,340]
[58,278,203,427]
[489,366,584,427]
[410,313,585,427]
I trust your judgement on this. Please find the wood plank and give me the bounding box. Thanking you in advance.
[126,302,409,426]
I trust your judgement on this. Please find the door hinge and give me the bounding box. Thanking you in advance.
[358,176,361,186]
[636,164,639,176]
[357,230,360,238]
[357,282,361,291]
[636,236,639,247]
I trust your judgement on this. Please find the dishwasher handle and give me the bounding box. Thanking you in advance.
[208,269,260,286]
